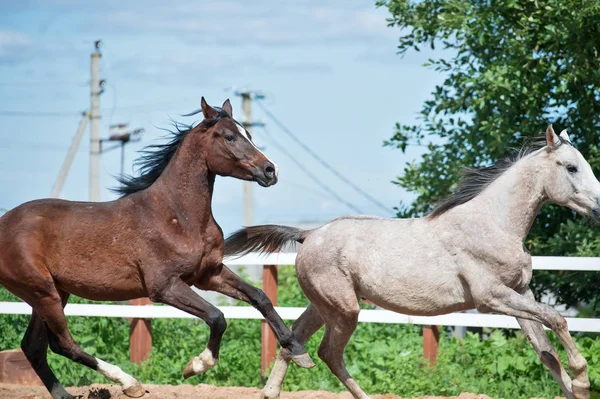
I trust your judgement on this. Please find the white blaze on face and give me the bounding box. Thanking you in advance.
[576,150,600,197]
[236,123,279,177]
[96,358,139,390]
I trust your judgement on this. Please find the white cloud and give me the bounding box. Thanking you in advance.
[0,30,32,63]
[89,1,395,47]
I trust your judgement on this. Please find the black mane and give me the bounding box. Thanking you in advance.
[429,137,572,218]
[114,108,229,197]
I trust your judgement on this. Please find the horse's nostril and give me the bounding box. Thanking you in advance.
[264,162,275,178]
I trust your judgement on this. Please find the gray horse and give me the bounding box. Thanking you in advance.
[225,126,599,399]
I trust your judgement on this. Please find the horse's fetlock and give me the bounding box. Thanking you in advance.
[572,377,591,399]
[571,355,588,374]
[279,347,292,361]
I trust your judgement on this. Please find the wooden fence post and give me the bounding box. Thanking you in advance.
[261,264,278,381]
[423,325,440,365]
[129,298,152,364]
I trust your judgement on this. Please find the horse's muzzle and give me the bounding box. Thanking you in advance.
[254,161,278,187]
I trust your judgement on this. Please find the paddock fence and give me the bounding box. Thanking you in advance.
[1,254,599,377]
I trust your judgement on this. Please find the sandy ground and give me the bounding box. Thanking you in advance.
[0,384,562,399]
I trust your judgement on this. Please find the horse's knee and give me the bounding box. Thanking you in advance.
[550,314,568,332]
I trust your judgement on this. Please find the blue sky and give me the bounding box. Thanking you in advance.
[0,0,444,235]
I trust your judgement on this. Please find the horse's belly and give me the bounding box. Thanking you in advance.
[359,272,473,316]
[55,264,146,301]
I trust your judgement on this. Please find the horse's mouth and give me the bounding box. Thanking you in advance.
[254,175,277,187]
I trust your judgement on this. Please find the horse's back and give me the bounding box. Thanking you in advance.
[0,198,119,244]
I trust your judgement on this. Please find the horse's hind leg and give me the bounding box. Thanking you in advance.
[36,292,145,398]
[310,289,369,399]
[21,311,72,399]
[262,303,324,399]
[318,310,368,399]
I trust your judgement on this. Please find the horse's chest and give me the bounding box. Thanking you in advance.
[492,252,532,290]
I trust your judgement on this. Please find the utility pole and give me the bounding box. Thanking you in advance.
[89,40,102,202]
[100,124,144,175]
[235,89,265,227]
[234,90,275,379]
[50,112,89,198]
[241,92,254,227]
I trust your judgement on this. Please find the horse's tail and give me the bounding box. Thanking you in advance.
[224,225,309,257]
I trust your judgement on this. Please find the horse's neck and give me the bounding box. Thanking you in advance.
[150,145,216,228]
[467,154,547,241]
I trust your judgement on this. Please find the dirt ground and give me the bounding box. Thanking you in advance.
[0,384,563,399]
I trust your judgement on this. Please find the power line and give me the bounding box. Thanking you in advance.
[0,110,82,117]
[256,100,392,215]
[261,126,363,214]
[0,138,81,152]
[285,180,337,202]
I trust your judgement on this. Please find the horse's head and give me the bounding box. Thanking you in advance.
[199,97,278,187]
[543,125,600,219]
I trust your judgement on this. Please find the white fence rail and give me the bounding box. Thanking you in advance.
[2,302,600,332]
[1,255,599,332]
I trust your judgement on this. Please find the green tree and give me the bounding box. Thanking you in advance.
[378,0,600,312]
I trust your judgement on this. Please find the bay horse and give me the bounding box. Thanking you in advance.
[0,98,313,399]
[225,126,600,399]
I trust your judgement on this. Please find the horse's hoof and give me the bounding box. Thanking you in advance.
[291,352,315,369]
[123,382,146,398]
[183,359,196,379]
[572,380,590,399]
[262,383,282,399]
[183,349,217,379]
[261,388,280,399]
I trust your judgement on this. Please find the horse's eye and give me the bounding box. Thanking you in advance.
[566,164,578,174]
[225,135,235,142]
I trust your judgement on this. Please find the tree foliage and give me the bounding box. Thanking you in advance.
[378,0,600,311]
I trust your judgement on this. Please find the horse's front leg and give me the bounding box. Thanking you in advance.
[471,282,589,399]
[149,277,226,378]
[199,264,315,369]
[517,289,575,399]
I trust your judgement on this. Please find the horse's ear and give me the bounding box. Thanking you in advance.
[559,129,572,143]
[222,99,233,117]
[201,97,219,120]
[546,124,560,147]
